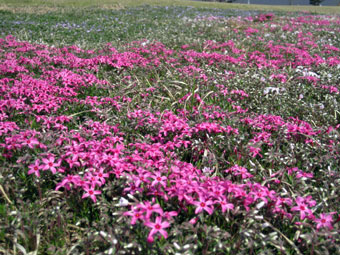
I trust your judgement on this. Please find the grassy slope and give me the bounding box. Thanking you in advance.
[0,0,340,14]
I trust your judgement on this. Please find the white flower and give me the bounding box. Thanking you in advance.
[305,71,320,78]
[202,167,211,173]
[263,87,286,95]
[118,197,129,207]
[295,67,320,78]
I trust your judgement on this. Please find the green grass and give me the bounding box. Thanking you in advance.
[0,5,255,49]
[0,0,340,14]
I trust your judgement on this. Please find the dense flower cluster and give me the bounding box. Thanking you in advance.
[1,11,339,250]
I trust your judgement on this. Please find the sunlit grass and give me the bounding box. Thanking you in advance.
[0,0,340,14]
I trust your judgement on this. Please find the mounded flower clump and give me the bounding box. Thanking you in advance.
[1,11,340,254]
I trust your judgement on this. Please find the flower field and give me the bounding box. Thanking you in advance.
[0,4,340,255]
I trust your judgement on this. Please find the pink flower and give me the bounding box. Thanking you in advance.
[137,201,163,219]
[123,207,145,225]
[291,197,313,220]
[248,146,263,158]
[123,182,143,194]
[209,185,225,199]
[192,196,214,215]
[215,198,234,213]
[144,216,170,242]
[42,156,60,174]
[133,170,151,187]
[225,165,253,179]
[65,155,80,168]
[315,213,335,230]
[151,172,167,188]
[85,172,102,188]
[251,190,268,204]
[275,197,293,207]
[28,159,42,177]
[189,217,198,225]
[23,137,39,149]
[94,168,109,184]
[296,171,314,179]
[82,186,101,203]
[55,175,81,191]
[163,211,178,220]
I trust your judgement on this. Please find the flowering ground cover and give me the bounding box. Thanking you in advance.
[0,5,340,255]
